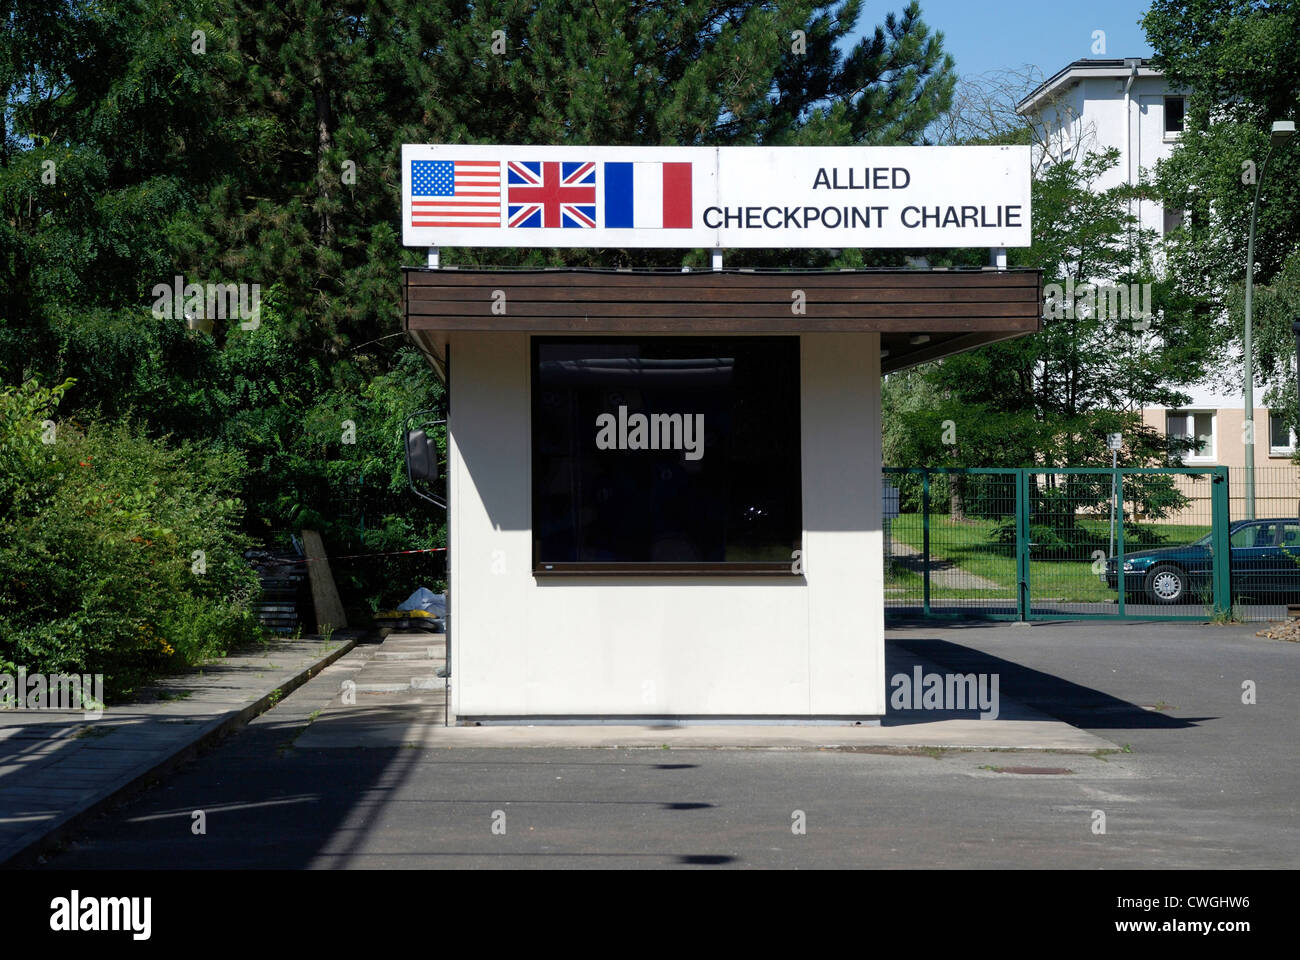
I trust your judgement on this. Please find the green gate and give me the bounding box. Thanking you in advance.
[883,467,1232,620]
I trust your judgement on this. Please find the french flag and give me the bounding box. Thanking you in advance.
[604,162,692,229]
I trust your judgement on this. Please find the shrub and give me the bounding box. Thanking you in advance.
[0,380,262,698]
[993,517,1168,558]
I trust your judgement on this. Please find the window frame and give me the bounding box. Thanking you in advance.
[1166,409,1216,463]
[529,335,804,577]
[1268,412,1296,457]
[1163,95,1186,141]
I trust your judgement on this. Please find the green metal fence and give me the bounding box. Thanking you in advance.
[883,467,1235,620]
[1227,465,1300,522]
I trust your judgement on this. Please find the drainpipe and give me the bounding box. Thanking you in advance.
[1123,59,1140,225]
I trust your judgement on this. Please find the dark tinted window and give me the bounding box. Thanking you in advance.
[1164,96,1185,133]
[532,337,801,570]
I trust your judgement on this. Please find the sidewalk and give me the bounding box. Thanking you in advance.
[888,538,1002,591]
[294,631,1115,753]
[0,633,358,866]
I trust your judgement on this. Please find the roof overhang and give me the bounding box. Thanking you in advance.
[1016,58,1164,116]
[402,266,1042,375]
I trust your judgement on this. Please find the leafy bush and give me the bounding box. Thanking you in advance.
[992,520,1070,552]
[993,517,1168,557]
[0,379,262,699]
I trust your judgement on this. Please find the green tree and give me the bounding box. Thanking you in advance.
[888,150,1193,465]
[3,0,957,625]
[884,148,1202,522]
[1143,0,1300,432]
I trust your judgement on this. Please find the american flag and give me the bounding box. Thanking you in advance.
[410,160,501,227]
[507,160,597,228]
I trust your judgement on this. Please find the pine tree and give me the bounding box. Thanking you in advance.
[3,0,957,610]
[198,0,956,343]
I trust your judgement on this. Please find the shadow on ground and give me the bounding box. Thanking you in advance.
[887,636,1202,731]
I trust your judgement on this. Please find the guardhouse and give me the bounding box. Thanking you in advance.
[400,145,1041,722]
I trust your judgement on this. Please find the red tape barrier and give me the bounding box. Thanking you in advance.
[260,547,448,565]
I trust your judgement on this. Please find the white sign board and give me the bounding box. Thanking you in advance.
[401,144,1031,250]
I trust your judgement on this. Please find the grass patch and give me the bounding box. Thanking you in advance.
[886,514,1215,604]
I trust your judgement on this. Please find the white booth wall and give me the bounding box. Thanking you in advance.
[447,331,884,719]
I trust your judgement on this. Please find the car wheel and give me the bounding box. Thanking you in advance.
[1145,563,1187,604]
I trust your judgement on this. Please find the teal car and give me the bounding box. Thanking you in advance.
[1103,518,1300,604]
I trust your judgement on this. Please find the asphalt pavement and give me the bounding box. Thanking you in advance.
[22,618,1297,869]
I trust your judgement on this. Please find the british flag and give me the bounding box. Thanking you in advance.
[507,161,597,228]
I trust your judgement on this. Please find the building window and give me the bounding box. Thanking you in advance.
[531,337,802,573]
[1163,96,1185,137]
[1167,410,1214,461]
[1163,207,1185,235]
[1269,412,1296,456]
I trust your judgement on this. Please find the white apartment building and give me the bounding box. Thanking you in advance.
[1017,57,1188,238]
[1018,59,1294,517]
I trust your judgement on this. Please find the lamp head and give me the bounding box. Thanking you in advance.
[1270,120,1296,147]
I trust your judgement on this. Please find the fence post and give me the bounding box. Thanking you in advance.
[922,469,931,616]
[1116,472,1125,618]
[1016,469,1030,620]
[1211,467,1231,616]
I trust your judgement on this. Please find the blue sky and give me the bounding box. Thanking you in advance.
[849,0,1155,82]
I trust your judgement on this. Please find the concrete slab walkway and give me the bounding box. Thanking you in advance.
[293,631,1115,753]
[887,538,1003,591]
[0,633,357,866]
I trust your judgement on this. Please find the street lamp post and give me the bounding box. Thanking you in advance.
[1293,316,1300,523]
[1243,119,1296,520]
[1292,316,1300,439]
